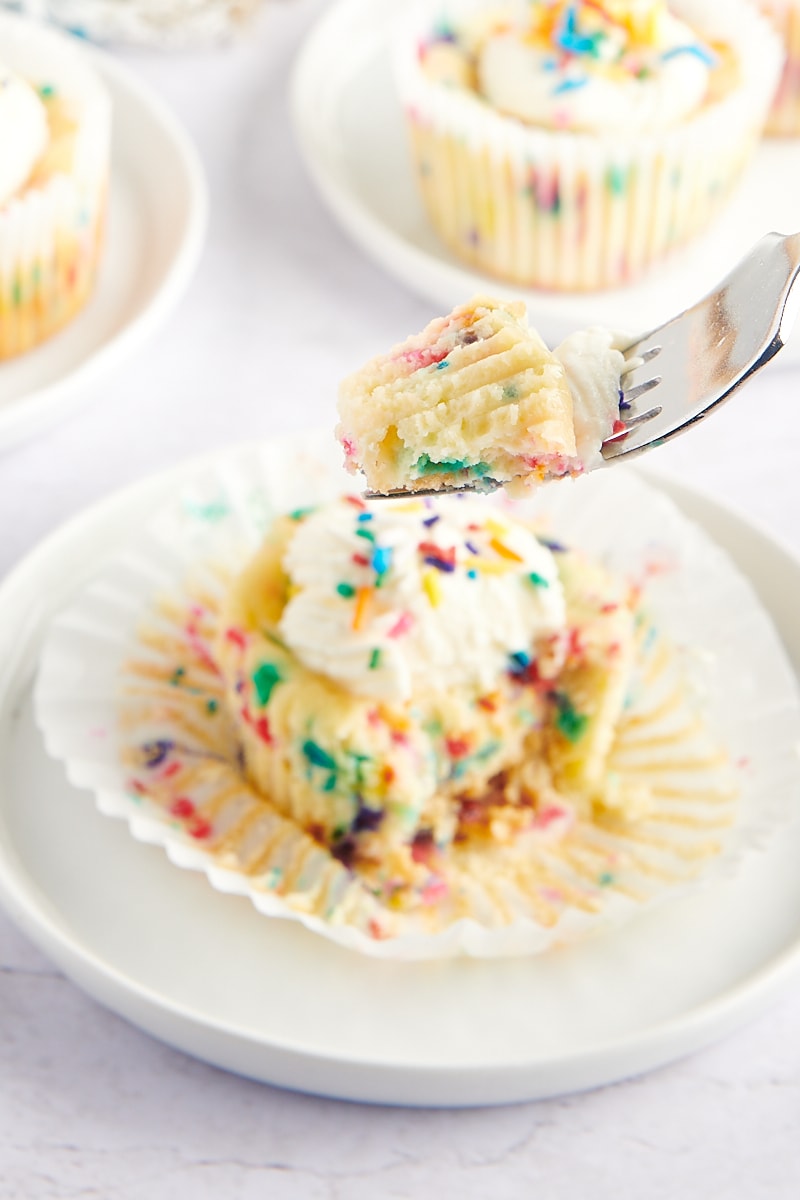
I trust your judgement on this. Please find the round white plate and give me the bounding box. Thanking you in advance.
[0,24,208,452]
[1,449,800,1106]
[292,0,800,365]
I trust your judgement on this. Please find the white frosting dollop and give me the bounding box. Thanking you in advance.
[478,12,712,133]
[555,328,628,469]
[279,496,566,702]
[0,69,48,206]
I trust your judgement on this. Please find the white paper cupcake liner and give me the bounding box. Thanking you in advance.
[0,12,111,356]
[5,0,262,47]
[35,433,800,959]
[395,0,784,289]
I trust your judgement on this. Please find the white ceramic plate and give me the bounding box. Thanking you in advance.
[0,27,207,452]
[1,450,800,1106]
[292,0,800,365]
[34,440,800,959]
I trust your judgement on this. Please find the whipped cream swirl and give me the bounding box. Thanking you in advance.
[555,328,628,469]
[279,495,566,702]
[0,69,48,207]
[477,2,715,132]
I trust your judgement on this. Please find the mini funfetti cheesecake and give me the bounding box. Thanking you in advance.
[336,297,627,496]
[396,0,782,289]
[100,463,749,950]
[0,17,111,359]
[213,493,640,907]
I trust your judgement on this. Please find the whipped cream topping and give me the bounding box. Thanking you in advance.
[555,328,628,468]
[279,495,566,702]
[0,69,48,206]
[477,1,715,132]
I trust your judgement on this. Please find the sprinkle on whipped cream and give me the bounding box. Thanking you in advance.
[422,0,719,133]
[279,494,567,701]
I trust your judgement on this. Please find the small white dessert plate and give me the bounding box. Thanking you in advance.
[0,22,207,453]
[292,0,800,365]
[1,449,800,1106]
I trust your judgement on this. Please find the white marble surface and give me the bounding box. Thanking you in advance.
[2,0,800,1194]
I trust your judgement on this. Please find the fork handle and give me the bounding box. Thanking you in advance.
[604,231,800,463]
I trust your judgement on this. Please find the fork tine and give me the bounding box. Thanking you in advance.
[365,480,501,500]
[622,377,662,404]
[620,345,661,375]
[613,405,663,435]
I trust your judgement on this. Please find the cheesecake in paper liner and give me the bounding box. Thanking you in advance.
[0,13,111,359]
[395,0,782,290]
[34,435,800,959]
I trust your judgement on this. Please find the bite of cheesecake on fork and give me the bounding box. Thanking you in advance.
[337,234,800,498]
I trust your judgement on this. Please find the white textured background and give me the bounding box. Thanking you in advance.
[2,1,800,1195]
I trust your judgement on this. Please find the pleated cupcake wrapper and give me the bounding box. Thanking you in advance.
[0,12,111,355]
[35,434,800,959]
[760,1,800,135]
[9,1,263,47]
[395,0,783,290]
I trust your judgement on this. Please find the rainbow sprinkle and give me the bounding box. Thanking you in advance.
[422,569,443,608]
[489,536,524,564]
[388,612,415,639]
[252,662,283,706]
[353,587,373,630]
[303,740,336,771]
[372,545,393,576]
[551,691,589,742]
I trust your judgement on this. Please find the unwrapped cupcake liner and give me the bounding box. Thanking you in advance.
[35,434,800,959]
[759,0,800,134]
[0,12,111,357]
[395,0,784,290]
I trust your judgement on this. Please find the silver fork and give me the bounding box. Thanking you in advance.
[603,230,800,462]
[366,232,800,496]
